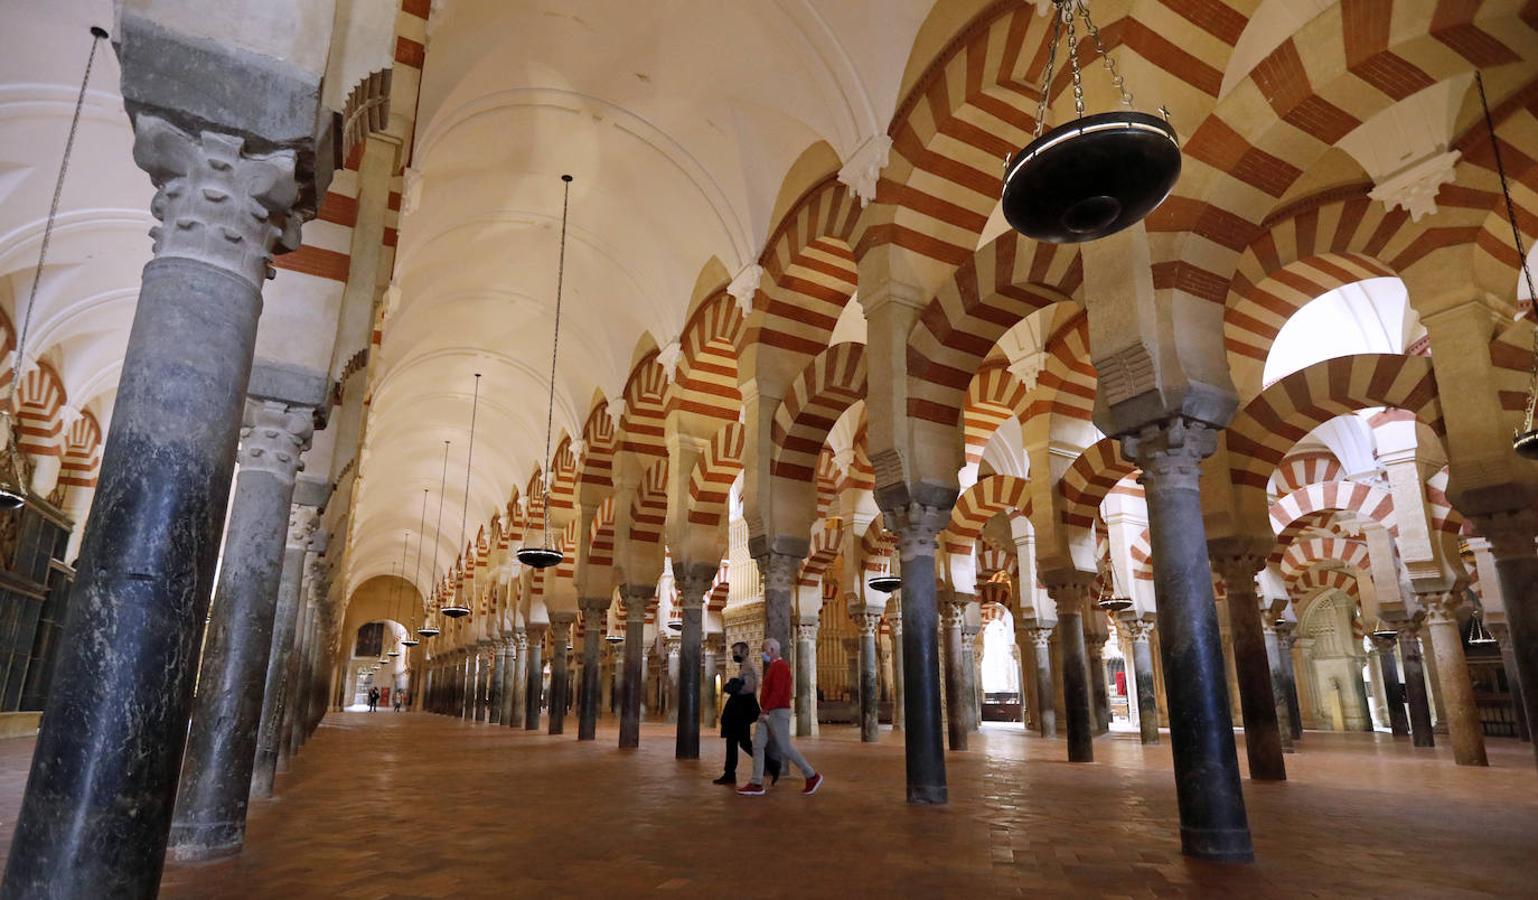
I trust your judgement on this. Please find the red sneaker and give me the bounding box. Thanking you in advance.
[736,783,766,797]
[802,773,824,795]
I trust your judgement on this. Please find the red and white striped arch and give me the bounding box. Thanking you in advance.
[746,175,860,361]
[1270,450,1346,496]
[687,422,745,531]
[770,342,866,482]
[1226,354,1444,492]
[942,474,1030,559]
[1058,437,1137,530]
[58,409,102,489]
[799,518,846,589]
[1270,480,1396,553]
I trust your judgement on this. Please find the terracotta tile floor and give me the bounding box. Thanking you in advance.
[0,713,1534,897]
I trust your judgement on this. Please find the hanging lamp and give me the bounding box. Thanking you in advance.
[421,441,456,627]
[1000,1,1179,244]
[1475,74,1538,459]
[1096,550,1133,612]
[441,374,481,618]
[0,27,108,509]
[408,488,433,640]
[868,572,902,594]
[1468,610,1497,646]
[518,175,575,570]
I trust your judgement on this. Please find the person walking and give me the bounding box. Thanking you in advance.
[714,641,780,786]
[737,637,822,797]
[367,686,379,712]
[393,690,403,713]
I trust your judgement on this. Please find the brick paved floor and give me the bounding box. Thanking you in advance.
[0,712,1534,897]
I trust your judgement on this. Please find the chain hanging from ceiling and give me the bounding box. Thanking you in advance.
[1001,0,1180,245]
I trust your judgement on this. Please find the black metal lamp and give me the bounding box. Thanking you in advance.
[1000,1,1179,244]
[867,574,901,594]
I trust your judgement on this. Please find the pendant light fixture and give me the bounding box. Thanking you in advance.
[410,487,436,639]
[442,374,481,618]
[1000,1,1179,244]
[1468,610,1497,647]
[386,530,409,657]
[422,441,455,627]
[1096,550,1133,613]
[0,27,108,509]
[518,175,575,570]
[1475,73,1538,459]
[867,572,902,594]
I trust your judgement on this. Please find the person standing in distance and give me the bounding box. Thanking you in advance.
[737,637,823,796]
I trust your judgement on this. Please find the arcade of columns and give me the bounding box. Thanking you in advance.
[3,1,1538,896]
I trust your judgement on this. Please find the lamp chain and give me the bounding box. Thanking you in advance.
[1063,4,1085,119]
[1032,7,1064,139]
[1077,1,1133,108]
[13,29,103,405]
[430,440,450,615]
[455,373,481,610]
[414,488,429,624]
[541,176,573,550]
[1475,72,1538,435]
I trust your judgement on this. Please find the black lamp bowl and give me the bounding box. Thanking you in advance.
[1002,110,1180,244]
[867,575,902,594]
[604,634,624,644]
[1514,429,1538,460]
[400,637,421,647]
[1097,597,1134,613]
[1370,629,1398,642]
[440,604,471,619]
[417,625,441,638]
[517,546,564,569]
[666,620,682,632]
[0,487,26,511]
[387,649,400,658]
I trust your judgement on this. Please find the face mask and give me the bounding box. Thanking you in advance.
[762,652,772,664]
[731,654,743,663]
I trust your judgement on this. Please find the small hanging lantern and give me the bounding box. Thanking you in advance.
[867,573,901,594]
[1000,1,1179,244]
[1468,611,1497,647]
[519,175,575,569]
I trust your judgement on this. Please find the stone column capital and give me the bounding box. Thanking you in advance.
[1209,552,1265,594]
[1474,508,1538,561]
[795,619,819,641]
[882,501,951,560]
[1419,591,1465,625]
[1126,620,1155,643]
[887,613,904,636]
[239,400,315,485]
[1121,417,1218,490]
[620,586,652,618]
[755,551,803,592]
[674,562,716,610]
[1045,580,1093,613]
[132,114,305,287]
[514,630,529,652]
[941,600,967,629]
[857,611,882,637]
[286,504,320,550]
[578,596,610,616]
[1028,625,1055,649]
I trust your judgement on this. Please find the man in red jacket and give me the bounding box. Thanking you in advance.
[738,637,823,796]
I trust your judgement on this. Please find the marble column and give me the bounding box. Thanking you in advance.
[756,552,802,668]
[548,614,574,735]
[2,106,314,894]
[888,608,904,733]
[1050,585,1094,763]
[578,599,607,741]
[1398,625,1435,747]
[1260,618,1295,752]
[663,633,681,724]
[1123,419,1252,862]
[702,637,721,731]
[1370,633,1410,737]
[508,631,527,728]
[1274,622,1303,741]
[1422,593,1487,766]
[1029,626,1057,738]
[475,643,492,722]
[794,615,819,738]
[524,626,546,731]
[1210,554,1286,782]
[941,599,970,751]
[251,506,318,799]
[490,638,507,725]
[1086,637,1109,735]
[1492,625,1531,742]
[618,589,648,749]
[1127,620,1160,745]
[857,611,883,741]
[675,566,711,759]
[171,395,317,861]
[1482,514,1538,767]
[1015,625,1038,733]
[887,502,950,804]
[278,594,315,770]
[286,600,320,760]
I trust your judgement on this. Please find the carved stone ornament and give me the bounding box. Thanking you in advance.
[238,400,315,485]
[132,115,302,287]
[837,134,892,208]
[727,264,764,316]
[885,501,949,560]
[286,504,321,550]
[1122,417,1218,491]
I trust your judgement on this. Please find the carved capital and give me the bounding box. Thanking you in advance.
[837,133,892,207]
[1046,581,1092,614]
[942,599,967,629]
[1419,591,1465,626]
[796,620,819,642]
[286,504,320,551]
[884,500,951,560]
[1210,553,1264,599]
[857,611,882,637]
[239,400,314,485]
[1126,620,1155,644]
[674,563,716,611]
[756,551,802,593]
[727,263,764,316]
[1475,508,1538,561]
[1122,417,1218,492]
[133,115,304,287]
